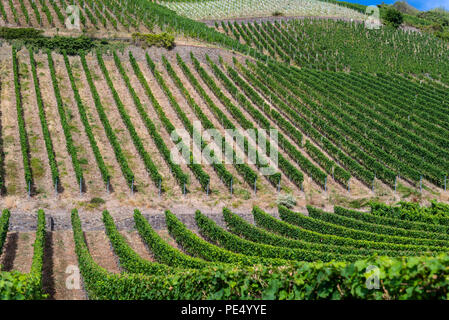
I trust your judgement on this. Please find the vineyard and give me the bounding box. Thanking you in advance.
[158,0,366,20]
[1,42,448,210]
[0,0,447,301]
[2,202,449,299]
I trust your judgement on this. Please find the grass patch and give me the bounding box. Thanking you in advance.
[234,188,251,200]
[31,157,45,178]
[397,183,420,198]
[78,197,106,210]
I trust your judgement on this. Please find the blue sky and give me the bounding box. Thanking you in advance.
[344,0,449,11]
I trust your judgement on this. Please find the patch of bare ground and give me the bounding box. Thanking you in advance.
[52,53,105,198]
[119,230,154,262]
[155,229,185,252]
[43,230,86,300]
[34,53,78,196]
[0,46,26,196]
[17,49,53,197]
[84,230,121,273]
[68,55,130,197]
[0,231,35,273]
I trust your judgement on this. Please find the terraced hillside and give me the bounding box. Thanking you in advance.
[2,202,449,299]
[158,0,366,20]
[0,39,448,213]
[0,0,448,301]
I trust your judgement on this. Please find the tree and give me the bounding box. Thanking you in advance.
[384,7,404,28]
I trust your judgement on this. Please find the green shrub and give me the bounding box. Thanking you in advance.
[384,7,404,28]
[0,27,43,39]
[132,32,175,49]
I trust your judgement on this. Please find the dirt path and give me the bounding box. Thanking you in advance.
[120,230,155,262]
[43,230,87,300]
[84,230,121,273]
[0,231,35,273]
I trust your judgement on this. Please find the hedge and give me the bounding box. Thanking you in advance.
[77,208,449,299]
[0,209,11,254]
